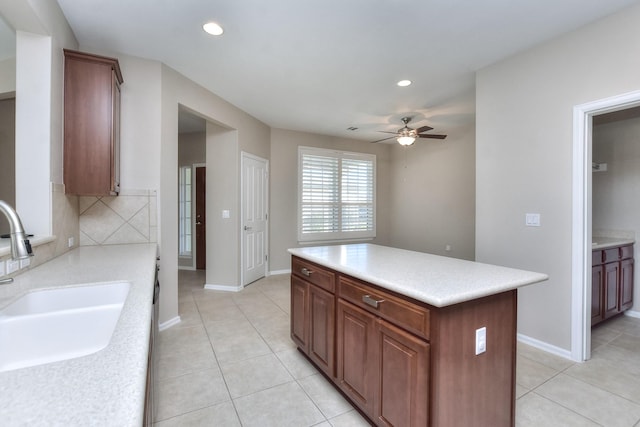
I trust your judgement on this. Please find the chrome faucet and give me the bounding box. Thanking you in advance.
[0,200,33,285]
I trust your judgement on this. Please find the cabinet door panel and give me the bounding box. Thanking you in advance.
[620,259,634,311]
[604,262,619,319]
[591,266,604,326]
[309,285,335,376]
[376,320,429,427]
[291,276,309,351]
[337,299,378,416]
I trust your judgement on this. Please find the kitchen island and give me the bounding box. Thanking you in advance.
[289,244,548,427]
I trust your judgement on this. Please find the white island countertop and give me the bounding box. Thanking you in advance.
[0,243,157,426]
[288,244,548,307]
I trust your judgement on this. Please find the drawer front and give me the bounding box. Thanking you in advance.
[292,257,336,293]
[604,248,620,263]
[338,276,430,340]
[620,245,634,260]
[592,250,604,266]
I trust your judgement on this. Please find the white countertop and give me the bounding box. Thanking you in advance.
[288,244,548,307]
[592,237,635,250]
[0,243,157,426]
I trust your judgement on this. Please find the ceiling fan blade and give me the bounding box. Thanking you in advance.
[415,125,434,134]
[418,134,447,140]
[370,136,395,143]
[377,131,399,135]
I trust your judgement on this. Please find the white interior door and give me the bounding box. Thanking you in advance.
[242,153,268,286]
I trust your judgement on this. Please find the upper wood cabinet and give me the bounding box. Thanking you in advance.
[63,49,123,195]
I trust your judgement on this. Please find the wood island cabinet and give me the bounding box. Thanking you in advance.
[592,243,634,327]
[290,257,336,377]
[291,255,518,426]
[64,49,123,195]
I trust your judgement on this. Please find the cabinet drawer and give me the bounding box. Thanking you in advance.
[592,250,604,266]
[621,245,634,260]
[292,257,335,293]
[338,276,430,340]
[604,248,621,263]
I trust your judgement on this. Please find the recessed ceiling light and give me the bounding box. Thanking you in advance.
[397,80,412,87]
[203,22,224,36]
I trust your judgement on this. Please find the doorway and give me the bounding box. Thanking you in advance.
[572,90,640,361]
[241,152,269,286]
[195,165,206,270]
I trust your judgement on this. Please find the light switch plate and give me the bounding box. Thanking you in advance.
[525,213,541,227]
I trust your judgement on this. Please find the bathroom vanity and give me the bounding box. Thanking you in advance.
[289,244,548,427]
[591,239,634,327]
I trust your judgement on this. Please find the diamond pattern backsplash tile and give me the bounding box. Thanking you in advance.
[79,189,157,246]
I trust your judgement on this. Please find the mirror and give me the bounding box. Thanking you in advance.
[0,13,15,236]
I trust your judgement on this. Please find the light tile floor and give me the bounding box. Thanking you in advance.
[154,270,640,426]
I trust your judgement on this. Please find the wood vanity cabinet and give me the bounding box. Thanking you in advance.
[63,49,123,195]
[291,256,517,426]
[592,244,634,327]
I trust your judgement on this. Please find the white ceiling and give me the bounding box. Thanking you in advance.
[56,0,640,141]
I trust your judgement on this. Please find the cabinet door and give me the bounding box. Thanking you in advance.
[309,284,335,377]
[337,299,378,416]
[376,320,429,427]
[291,276,309,351]
[620,258,634,312]
[604,262,620,319]
[591,265,604,326]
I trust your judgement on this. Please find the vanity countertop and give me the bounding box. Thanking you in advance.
[0,243,157,426]
[289,244,548,307]
[592,237,635,250]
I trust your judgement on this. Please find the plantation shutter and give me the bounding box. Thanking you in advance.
[299,147,376,242]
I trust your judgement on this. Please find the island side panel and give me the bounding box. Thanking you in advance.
[429,290,517,427]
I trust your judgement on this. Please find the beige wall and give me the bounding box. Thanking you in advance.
[593,116,640,311]
[0,97,15,235]
[476,3,640,352]
[179,131,206,167]
[269,128,392,271]
[0,57,15,94]
[388,122,475,260]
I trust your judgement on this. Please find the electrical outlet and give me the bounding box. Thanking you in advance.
[20,257,31,269]
[6,259,19,274]
[68,237,75,248]
[475,327,487,355]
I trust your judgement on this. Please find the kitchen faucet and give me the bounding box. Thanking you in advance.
[0,200,33,284]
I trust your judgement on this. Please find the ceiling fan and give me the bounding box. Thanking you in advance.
[371,117,447,146]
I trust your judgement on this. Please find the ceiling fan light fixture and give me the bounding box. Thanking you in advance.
[203,22,224,36]
[397,135,416,146]
[397,79,412,87]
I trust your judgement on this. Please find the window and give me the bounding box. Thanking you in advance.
[179,166,192,256]
[298,147,375,242]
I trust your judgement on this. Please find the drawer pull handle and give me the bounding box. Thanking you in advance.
[363,294,384,309]
[301,267,313,277]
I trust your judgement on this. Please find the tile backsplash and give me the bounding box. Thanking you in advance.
[79,189,157,246]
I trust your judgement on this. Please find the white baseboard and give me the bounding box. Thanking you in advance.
[517,333,574,361]
[625,310,640,319]
[204,283,243,292]
[268,269,291,276]
[159,316,181,331]
[178,266,196,271]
